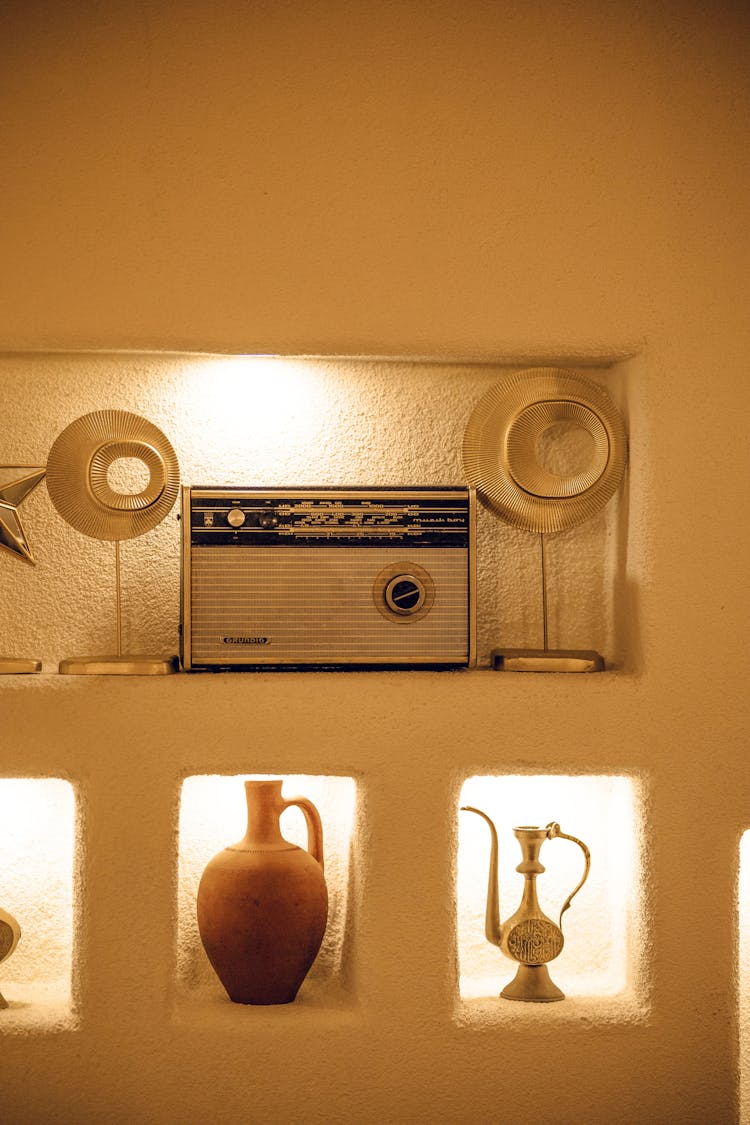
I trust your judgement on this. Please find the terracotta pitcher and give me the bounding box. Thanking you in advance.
[197,779,328,1004]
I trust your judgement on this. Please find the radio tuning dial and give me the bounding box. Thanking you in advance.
[226,509,246,528]
[384,574,426,616]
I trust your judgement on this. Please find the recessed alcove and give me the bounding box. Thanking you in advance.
[0,778,76,1031]
[456,773,644,1023]
[176,773,358,1018]
[0,350,638,674]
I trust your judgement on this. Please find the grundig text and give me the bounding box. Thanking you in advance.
[223,637,270,645]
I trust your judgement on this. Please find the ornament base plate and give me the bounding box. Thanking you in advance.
[491,648,605,673]
[0,657,42,674]
[59,654,179,676]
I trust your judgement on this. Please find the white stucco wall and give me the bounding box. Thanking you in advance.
[1,3,748,1123]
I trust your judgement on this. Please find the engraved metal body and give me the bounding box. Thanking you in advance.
[181,487,475,669]
[461,807,590,1001]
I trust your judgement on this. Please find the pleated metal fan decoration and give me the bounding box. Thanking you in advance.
[46,410,180,674]
[463,368,628,671]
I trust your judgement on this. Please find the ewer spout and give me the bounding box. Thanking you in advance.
[461,805,502,947]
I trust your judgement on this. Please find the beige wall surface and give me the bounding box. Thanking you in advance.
[1,3,749,1124]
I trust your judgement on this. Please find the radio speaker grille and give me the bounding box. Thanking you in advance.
[190,546,470,665]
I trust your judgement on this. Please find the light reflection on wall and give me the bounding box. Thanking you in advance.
[457,775,640,999]
[180,357,332,484]
[0,778,75,999]
[177,774,357,1002]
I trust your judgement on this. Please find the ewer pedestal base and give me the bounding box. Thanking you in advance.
[501,963,565,1003]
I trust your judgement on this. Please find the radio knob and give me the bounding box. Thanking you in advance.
[384,574,425,616]
[259,513,279,528]
[227,509,246,527]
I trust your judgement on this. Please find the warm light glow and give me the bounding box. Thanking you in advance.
[181,357,331,484]
[457,775,640,999]
[0,779,75,997]
[177,774,357,1002]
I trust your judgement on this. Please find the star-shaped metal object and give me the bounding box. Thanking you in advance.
[0,467,46,563]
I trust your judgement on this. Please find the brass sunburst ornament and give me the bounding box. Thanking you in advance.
[46,410,180,675]
[463,367,628,671]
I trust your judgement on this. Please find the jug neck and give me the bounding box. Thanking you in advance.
[243,780,287,846]
[513,826,550,864]
[513,826,549,914]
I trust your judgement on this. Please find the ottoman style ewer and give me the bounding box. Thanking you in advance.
[462,807,590,1001]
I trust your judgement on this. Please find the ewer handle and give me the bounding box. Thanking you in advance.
[284,796,325,872]
[545,822,591,930]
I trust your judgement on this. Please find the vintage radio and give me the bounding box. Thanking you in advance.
[180,486,476,669]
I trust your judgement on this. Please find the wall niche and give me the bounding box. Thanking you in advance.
[0,351,638,674]
[0,777,76,1030]
[175,773,358,1016]
[456,773,644,1022]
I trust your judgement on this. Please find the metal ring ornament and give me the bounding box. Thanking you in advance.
[88,440,167,513]
[462,368,628,533]
[46,411,180,541]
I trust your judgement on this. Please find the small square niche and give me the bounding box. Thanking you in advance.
[456,774,643,1018]
[0,778,76,1030]
[177,774,357,1015]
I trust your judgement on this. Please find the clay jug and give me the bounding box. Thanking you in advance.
[197,779,328,1004]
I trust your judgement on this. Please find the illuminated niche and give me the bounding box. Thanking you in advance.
[177,774,357,1008]
[0,778,76,1025]
[457,774,642,1004]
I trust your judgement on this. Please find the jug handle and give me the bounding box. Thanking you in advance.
[546,822,590,930]
[284,796,325,872]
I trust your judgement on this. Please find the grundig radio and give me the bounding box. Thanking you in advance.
[180,487,476,669]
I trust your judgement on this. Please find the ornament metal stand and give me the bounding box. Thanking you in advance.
[58,541,178,675]
[491,533,604,672]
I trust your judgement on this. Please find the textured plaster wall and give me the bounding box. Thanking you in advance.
[1,2,749,1124]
